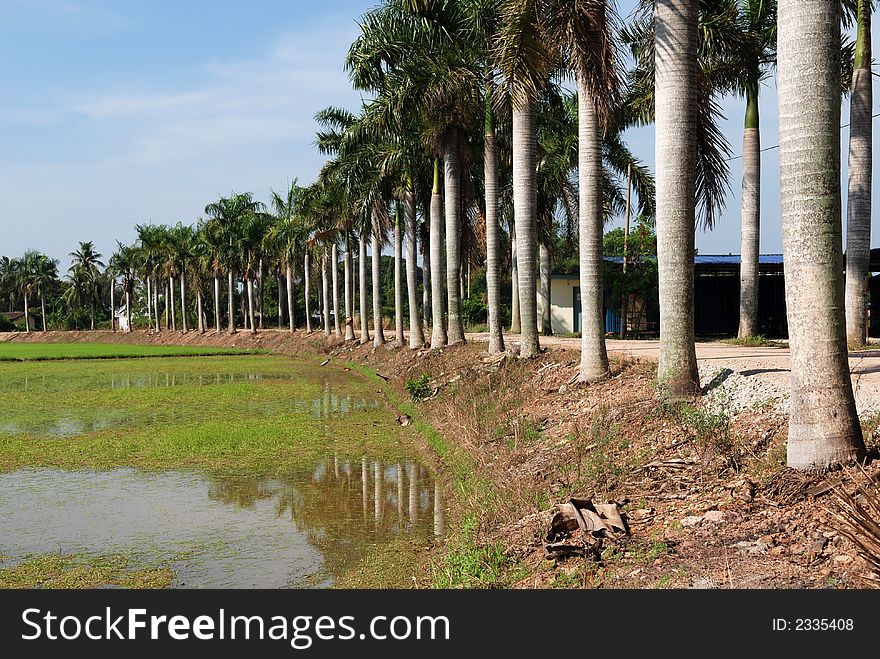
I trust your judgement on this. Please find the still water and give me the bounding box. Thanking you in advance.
[0,459,443,588]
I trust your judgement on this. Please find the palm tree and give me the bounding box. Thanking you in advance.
[727,0,777,339]
[32,252,59,331]
[429,158,447,348]
[136,224,163,332]
[267,181,305,333]
[654,0,699,398]
[170,223,195,332]
[845,0,873,346]
[777,0,865,468]
[109,243,136,332]
[393,203,405,346]
[198,219,225,332]
[240,208,270,334]
[68,241,104,330]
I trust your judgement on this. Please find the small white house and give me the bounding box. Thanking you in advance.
[535,275,580,334]
[115,310,129,331]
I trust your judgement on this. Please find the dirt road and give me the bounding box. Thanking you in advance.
[467,333,880,417]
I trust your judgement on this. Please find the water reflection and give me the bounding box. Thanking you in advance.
[0,459,443,588]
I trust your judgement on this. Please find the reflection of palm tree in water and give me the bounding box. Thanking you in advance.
[204,457,438,580]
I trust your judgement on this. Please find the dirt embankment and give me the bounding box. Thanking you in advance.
[6,328,879,589]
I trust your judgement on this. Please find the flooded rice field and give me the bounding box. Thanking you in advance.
[0,352,443,588]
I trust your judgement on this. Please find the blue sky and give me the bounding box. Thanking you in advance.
[1,0,879,273]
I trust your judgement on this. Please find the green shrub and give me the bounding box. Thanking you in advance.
[461,297,487,326]
[405,374,432,401]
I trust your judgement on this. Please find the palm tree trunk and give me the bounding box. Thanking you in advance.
[655,0,698,397]
[305,251,313,333]
[125,288,131,332]
[277,275,283,329]
[485,105,505,354]
[578,85,609,381]
[227,270,235,333]
[146,277,152,330]
[90,298,95,331]
[846,0,873,347]
[24,293,30,332]
[359,235,370,344]
[258,258,264,330]
[738,85,761,339]
[344,235,356,342]
[247,275,256,334]
[109,280,115,331]
[778,0,865,469]
[197,291,204,333]
[430,158,448,349]
[41,291,47,332]
[169,276,176,331]
[394,207,405,346]
[214,275,220,332]
[422,231,431,330]
[444,135,465,344]
[163,283,168,330]
[372,225,385,347]
[539,242,552,335]
[405,188,425,349]
[286,262,295,333]
[180,272,187,332]
[513,99,540,358]
[153,277,160,332]
[510,234,521,333]
[322,252,331,336]
[332,243,342,338]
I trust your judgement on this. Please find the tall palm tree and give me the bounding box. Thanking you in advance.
[170,223,195,332]
[68,241,104,330]
[624,2,736,397]
[198,219,224,332]
[845,0,873,346]
[32,252,59,332]
[777,0,865,468]
[109,243,136,332]
[655,0,699,398]
[267,180,305,333]
[730,0,777,339]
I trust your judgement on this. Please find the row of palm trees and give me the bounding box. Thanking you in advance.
[316,0,872,472]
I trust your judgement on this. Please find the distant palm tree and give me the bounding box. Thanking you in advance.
[109,243,136,332]
[68,241,104,330]
[266,180,305,333]
[32,252,59,331]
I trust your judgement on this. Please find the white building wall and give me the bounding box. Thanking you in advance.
[536,277,579,335]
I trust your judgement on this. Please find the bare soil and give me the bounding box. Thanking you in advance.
[4,329,878,589]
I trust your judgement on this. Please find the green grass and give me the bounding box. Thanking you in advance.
[0,355,419,475]
[0,342,265,361]
[720,335,784,348]
[0,554,173,589]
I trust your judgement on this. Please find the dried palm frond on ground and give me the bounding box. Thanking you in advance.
[827,467,880,587]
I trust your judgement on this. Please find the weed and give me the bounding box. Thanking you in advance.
[431,516,509,588]
[677,403,739,472]
[655,573,673,589]
[721,335,784,348]
[405,374,432,401]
